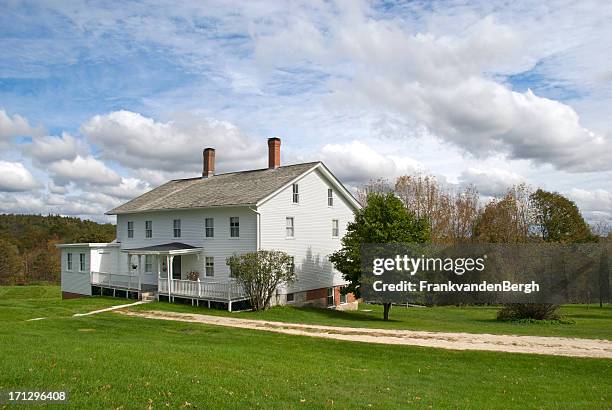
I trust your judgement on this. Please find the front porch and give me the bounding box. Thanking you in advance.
[91,242,248,310]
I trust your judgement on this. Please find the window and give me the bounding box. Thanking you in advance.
[340,288,347,304]
[145,255,153,273]
[230,217,240,238]
[328,188,333,206]
[286,217,294,237]
[286,293,295,302]
[288,256,295,274]
[332,219,339,237]
[145,220,153,238]
[79,253,86,272]
[292,183,299,203]
[327,287,334,306]
[127,221,134,238]
[67,253,73,270]
[173,219,181,238]
[205,218,214,238]
[205,257,214,277]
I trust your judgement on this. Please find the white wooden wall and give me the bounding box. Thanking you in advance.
[60,246,92,296]
[116,207,257,281]
[258,168,356,293]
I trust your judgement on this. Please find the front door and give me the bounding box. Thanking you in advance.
[172,255,181,279]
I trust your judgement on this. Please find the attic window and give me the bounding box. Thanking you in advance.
[292,183,299,203]
[328,188,333,206]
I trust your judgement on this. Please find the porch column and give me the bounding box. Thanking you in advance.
[167,254,172,301]
[137,254,142,292]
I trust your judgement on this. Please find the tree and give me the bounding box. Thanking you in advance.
[226,250,295,311]
[395,173,479,244]
[474,184,533,243]
[530,189,596,243]
[329,192,429,320]
[0,239,22,285]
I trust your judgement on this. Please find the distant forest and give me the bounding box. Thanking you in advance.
[0,214,115,285]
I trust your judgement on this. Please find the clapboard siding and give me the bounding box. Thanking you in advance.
[60,247,92,296]
[116,207,257,281]
[259,168,356,293]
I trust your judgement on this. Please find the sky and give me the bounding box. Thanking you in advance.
[0,0,611,226]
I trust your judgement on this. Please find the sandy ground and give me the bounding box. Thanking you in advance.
[119,310,612,359]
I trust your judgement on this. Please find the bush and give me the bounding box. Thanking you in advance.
[497,303,560,321]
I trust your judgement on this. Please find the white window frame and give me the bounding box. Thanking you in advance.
[79,253,86,272]
[286,217,294,238]
[173,219,181,238]
[332,219,339,238]
[145,220,153,239]
[230,217,240,238]
[286,292,295,303]
[327,287,334,306]
[288,256,295,274]
[145,255,153,273]
[205,218,214,238]
[67,253,73,271]
[339,287,347,304]
[328,188,333,207]
[127,221,134,238]
[205,256,215,277]
[292,183,299,204]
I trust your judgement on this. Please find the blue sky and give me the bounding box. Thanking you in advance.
[0,0,611,225]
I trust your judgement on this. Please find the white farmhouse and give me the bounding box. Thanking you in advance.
[58,138,360,310]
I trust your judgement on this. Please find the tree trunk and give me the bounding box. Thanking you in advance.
[383,303,391,321]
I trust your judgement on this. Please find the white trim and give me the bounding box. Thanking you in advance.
[256,162,361,210]
[56,243,120,248]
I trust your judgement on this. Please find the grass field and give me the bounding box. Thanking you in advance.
[1,286,611,409]
[134,299,612,340]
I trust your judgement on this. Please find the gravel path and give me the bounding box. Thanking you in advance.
[120,310,612,359]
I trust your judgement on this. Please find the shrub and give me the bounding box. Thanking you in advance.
[186,271,200,281]
[497,303,560,321]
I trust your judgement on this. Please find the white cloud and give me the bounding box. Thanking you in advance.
[318,140,421,186]
[47,155,122,186]
[0,161,40,192]
[459,167,526,197]
[0,109,43,146]
[25,132,85,163]
[253,6,612,172]
[567,188,612,223]
[81,110,266,176]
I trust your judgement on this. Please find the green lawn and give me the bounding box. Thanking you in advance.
[133,299,612,340]
[0,286,611,409]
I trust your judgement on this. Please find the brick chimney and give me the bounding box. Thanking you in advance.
[268,137,281,169]
[202,148,215,177]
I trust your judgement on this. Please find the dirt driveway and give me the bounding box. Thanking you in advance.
[120,310,612,359]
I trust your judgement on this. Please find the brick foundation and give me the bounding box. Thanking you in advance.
[62,291,88,299]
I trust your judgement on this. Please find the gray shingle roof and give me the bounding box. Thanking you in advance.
[106,162,320,215]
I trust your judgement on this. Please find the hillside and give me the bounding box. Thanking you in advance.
[0,214,115,285]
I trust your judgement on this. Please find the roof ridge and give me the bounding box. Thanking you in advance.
[170,161,321,181]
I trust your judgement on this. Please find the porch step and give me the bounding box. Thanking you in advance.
[140,292,157,302]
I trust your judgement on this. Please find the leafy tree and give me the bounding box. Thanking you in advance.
[0,239,22,285]
[395,173,480,244]
[0,214,115,284]
[530,189,596,243]
[226,250,295,311]
[474,184,533,243]
[329,192,429,320]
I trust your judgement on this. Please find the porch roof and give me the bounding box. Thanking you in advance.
[122,242,203,255]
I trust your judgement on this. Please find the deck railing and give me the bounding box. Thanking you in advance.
[91,271,140,290]
[159,277,245,301]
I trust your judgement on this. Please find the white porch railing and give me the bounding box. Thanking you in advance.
[159,277,245,301]
[91,271,140,290]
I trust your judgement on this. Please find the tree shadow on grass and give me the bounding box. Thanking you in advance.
[286,306,403,325]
